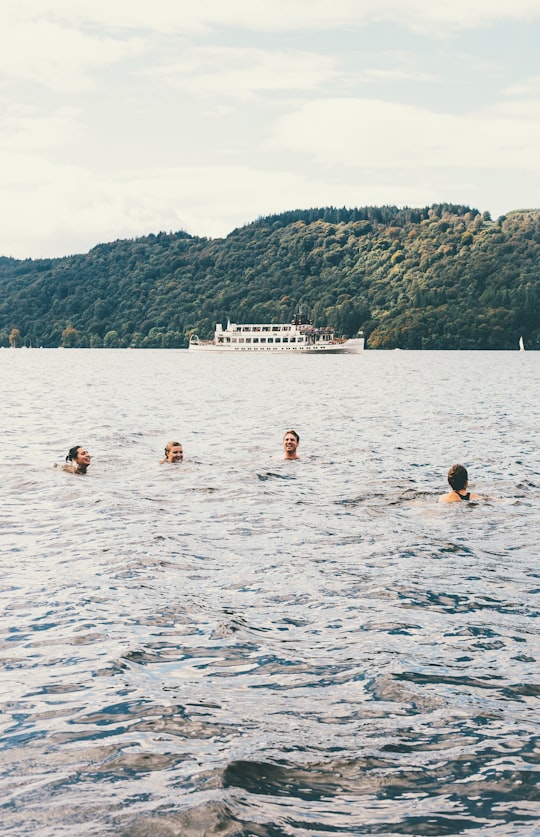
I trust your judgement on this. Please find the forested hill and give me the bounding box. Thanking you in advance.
[1,204,538,349]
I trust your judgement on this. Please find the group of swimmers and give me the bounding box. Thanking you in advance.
[63,432,480,503]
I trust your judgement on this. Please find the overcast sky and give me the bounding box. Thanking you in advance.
[1,0,539,259]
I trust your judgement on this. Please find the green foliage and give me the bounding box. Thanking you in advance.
[0,206,538,349]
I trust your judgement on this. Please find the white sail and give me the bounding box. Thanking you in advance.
[519,335,525,351]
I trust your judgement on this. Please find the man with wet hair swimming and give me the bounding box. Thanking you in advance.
[160,441,184,463]
[63,445,91,474]
[283,430,300,460]
[439,463,480,503]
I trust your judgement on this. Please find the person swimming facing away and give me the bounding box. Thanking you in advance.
[439,463,480,503]
[283,430,299,460]
[160,441,184,463]
[63,445,91,474]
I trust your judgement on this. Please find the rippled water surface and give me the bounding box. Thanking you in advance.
[1,349,539,836]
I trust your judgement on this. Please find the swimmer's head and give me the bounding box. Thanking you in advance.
[448,464,468,491]
[66,446,91,469]
[164,441,183,462]
[283,430,300,459]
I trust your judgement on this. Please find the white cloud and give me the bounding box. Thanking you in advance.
[394,0,540,32]
[501,75,540,114]
[149,47,337,99]
[0,6,144,90]
[360,68,438,84]
[0,107,83,152]
[4,0,540,37]
[269,98,540,171]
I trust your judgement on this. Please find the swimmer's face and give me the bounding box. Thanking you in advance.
[283,433,299,457]
[76,448,91,466]
[166,445,183,462]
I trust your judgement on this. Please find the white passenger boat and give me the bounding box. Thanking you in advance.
[189,314,364,353]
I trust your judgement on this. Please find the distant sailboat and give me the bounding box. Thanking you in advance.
[519,335,525,351]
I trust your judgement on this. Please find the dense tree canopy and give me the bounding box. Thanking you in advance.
[0,205,538,349]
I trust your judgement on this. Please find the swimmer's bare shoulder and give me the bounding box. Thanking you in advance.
[439,491,482,503]
[57,463,82,474]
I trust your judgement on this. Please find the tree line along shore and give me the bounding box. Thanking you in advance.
[1,204,538,350]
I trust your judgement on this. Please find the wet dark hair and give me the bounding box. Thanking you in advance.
[448,464,468,491]
[66,445,82,462]
[283,430,299,443]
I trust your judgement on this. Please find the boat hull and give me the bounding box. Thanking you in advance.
[189,339,364,354]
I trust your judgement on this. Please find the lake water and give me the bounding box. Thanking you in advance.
[1,349,539,836]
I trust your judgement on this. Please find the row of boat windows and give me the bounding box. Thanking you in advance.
[219,336,308,344]
[233,326,290,332]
